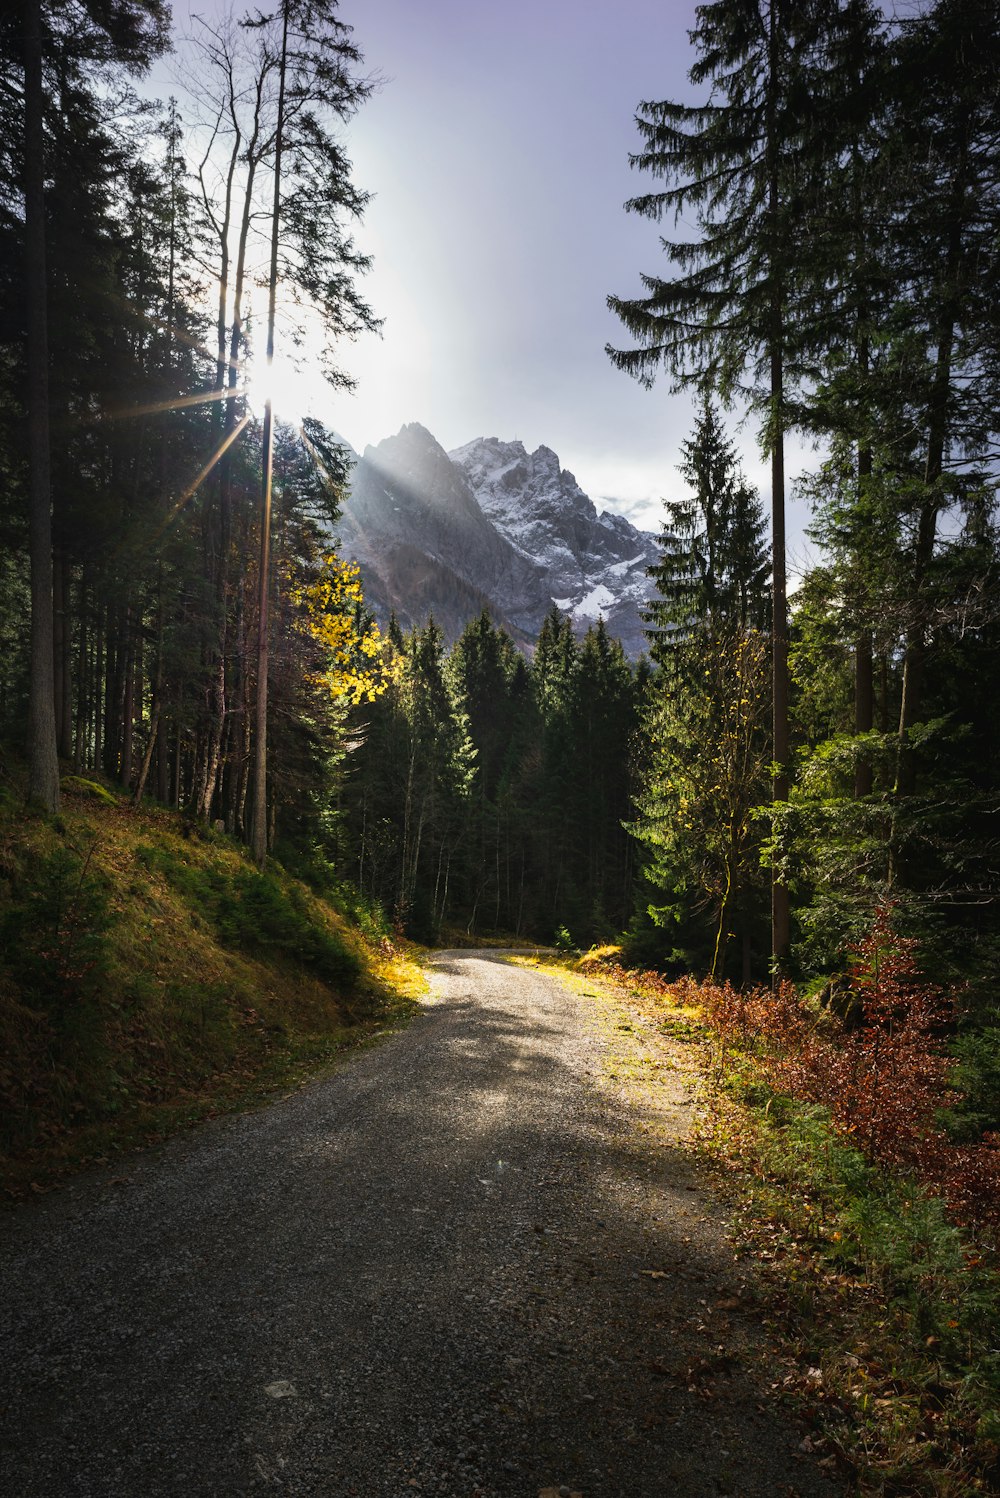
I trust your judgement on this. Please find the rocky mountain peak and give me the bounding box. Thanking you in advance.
[337,425,658,657]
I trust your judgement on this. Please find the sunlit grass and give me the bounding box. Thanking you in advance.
[0,778,427,1197]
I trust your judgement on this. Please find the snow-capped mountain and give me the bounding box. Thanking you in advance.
[336,424,552,646]
[449,436,659,657]
[337,424,658,656]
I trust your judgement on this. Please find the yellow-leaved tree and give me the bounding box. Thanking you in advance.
[292,554,387,707]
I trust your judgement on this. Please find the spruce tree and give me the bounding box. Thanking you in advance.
[634,403,772,978]
[606,0,872,965]
[644,398,768,665]
[569,621,637,939]
[877,0,1000,801]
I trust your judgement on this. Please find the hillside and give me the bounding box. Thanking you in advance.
[0,775,422,1194]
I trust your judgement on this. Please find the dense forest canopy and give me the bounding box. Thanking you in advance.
[0,0,998,1010]
[608,0,1000,991]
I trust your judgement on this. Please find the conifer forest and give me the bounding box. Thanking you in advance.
[3,2,1000,1188]
[5,4,1000,1490]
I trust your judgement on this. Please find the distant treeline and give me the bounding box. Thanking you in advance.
[341,609,640,947]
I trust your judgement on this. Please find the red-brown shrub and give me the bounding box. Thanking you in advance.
[773,911,955,1173]
[632,909,1000,1228]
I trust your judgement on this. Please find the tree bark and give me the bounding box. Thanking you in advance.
[894,135,967,799]
[853,445,874,797]
[769,347,790,969]
[854,628,874,797]
[121,613,135,789]
[156,713,169,803]
[251,0,289,867]
[93,611,104,774]
[766,1,789,972]
[23,0,60,811]
[73,573,87,772]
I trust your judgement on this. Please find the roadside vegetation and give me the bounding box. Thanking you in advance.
[0,769,424,1197]
[560,940,1000,1497]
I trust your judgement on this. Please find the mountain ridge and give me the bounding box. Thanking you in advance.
[337,422,658,656]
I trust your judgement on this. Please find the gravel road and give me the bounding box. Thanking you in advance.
[0,952,841,1498]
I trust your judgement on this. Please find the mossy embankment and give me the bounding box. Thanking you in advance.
[0,776,425,1196]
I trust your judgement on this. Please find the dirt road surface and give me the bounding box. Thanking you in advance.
[0,952,841,1497]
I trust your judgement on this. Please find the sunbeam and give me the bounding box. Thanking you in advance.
[154,412,252,541]
[102,386,253,421]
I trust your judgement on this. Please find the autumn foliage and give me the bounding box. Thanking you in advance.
[291,554,387,706]
[600,911,1000,1229]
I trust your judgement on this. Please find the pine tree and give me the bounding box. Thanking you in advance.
[634,629,770,979]
[877,0,1000,801]
[606,0,873,965]
[634,403,772,978]
[448,612,526,931]
[568,621,637,939]
[644,398,768,665]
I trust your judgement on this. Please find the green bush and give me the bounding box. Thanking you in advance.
[554,924,577,953]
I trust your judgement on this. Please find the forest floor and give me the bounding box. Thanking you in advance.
[0,949,839,1498]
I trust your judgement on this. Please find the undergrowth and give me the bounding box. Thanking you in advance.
[135,844,362,990]
[0,781,425,1194]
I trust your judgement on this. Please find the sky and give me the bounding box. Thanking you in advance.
[162,0,818,570]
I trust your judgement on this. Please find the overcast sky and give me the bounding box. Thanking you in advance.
[164,0,817,567]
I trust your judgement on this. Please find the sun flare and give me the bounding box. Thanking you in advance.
[243,351,321,423]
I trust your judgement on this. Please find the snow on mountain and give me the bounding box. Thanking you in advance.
[337,424,552,645]
[336,425,659,656]
[449,436,659,656]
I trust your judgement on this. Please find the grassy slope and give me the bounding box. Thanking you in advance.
[0,777,425,1196]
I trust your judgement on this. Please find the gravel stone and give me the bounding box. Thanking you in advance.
[0,951,843,1496]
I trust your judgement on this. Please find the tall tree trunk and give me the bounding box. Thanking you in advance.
[853,443,874,799]
[73,574,87,772]
[93,612,104,774]
[103,605,120,778]
[853,263,875,799]
[23,0,60,811]
[134,575,165,807]
[769,344,790,968]
[894,136,967,799]
[199,128,264,826]
[156,713,169,803]
[121,614,135,789]
[60,558,73,754]
[52,548,64,750]
[186,92,241,821]
[854,628,874,795]
[196,656,226,819]
[131,705,160,807]
[173,730,182,809]
[251,0,289,867]
[766,1,789,971]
